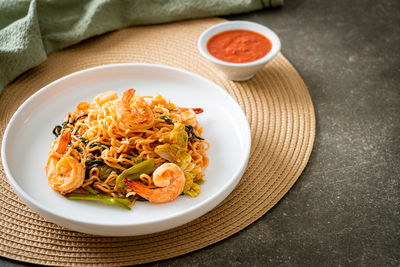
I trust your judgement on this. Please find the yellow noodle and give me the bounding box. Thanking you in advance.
[48,91,209,206]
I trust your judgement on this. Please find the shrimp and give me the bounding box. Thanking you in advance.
[180,108,198,128]
[94,91,118,106]
[124,163,185,203]
[45,131,85,194]
[115,89,154,131]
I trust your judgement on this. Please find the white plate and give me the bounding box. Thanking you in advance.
[2,64,251,236]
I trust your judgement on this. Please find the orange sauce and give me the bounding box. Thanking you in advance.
[207,30,272,63]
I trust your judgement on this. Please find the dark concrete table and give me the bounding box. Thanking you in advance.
[2,0,399,266]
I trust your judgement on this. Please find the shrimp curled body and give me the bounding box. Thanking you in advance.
[45,131,85,194]
[115,89,154,131]
[125,163,185,203]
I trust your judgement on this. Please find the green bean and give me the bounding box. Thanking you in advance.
[66,193,131,210]
[84,185,98,194]
[116,159,155,188]
[135,157,143,164]
[114,198,132,206]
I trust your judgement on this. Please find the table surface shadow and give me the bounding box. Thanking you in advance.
[1,0,399,266]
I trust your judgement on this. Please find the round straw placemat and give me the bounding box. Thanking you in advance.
[0,18,315,266]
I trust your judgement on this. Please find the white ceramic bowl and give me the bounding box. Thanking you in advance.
[2,63,251,236]
[198,21,281,81]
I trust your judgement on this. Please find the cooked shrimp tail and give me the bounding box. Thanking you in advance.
[121,88,136,104]
[125,163,185,203]
[55,130,71,153]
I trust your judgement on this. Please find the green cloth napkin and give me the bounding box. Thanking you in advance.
[0,0,283,92]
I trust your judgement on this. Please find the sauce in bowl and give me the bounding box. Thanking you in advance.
[207,30,272,63]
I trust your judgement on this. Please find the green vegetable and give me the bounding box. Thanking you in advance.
[74,147,83,153]
[72,114,88,124]
[185,125,204,141]
[62,114,73,128]
[90,142,109,150]
[195,179,205,185]
[135,157,143,164]
[114,198,132,206]
[84,185,98,194]
[98,165,114,180]
[66,193,131,210]
[116,159,156,188]
[52,125,62,137]
[85,159,105,166]
[160,116,174,124]
[74,135,89,144]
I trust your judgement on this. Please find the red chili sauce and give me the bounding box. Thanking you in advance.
[207,30,272,63]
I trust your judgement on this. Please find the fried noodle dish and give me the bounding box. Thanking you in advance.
[45,89,209,209]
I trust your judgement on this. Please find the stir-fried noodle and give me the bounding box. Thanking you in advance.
[45,89,209,209]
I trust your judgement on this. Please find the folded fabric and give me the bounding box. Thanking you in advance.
[0,0,283,92]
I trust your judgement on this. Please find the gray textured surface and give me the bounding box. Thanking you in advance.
[1,0,399,266]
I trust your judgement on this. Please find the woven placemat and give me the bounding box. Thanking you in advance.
[0,18,315,266]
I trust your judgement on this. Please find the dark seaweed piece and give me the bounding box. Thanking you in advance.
[74,147,83,153]
[160,116,174,124]
[62,114,73,128]
[185,125,204,141]
[62,122,74,129]
[90,142,109,150]
[136,197,148,202]
[74,135,89,144]
[52,125,62,137]
[72,114,88,124]
[131,148,139,156]
[84,168,91,179]
[91,150,102,157]
[85,159,105,166]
